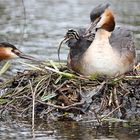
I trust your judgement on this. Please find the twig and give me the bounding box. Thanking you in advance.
[99,82,107,110]
[0,99,15,115]
[12,76,25,94]
[38,100,85,110]
[20,104,32,115]
[54,80,68,92]
[92,108,102,124]
[125,75,140,79]
[109,91,113,106]
[29,80,35,131]
[24,95,85,110]
[113,86,120,112]
[101,104,122,121]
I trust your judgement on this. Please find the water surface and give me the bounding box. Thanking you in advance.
[0,0,139,61]
[0,116,140,140]
[0,0,140,139]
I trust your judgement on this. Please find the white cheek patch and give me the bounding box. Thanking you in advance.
[5,49,18,58]
[96,15,106,29]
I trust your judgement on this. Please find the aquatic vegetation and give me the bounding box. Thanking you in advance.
[0,61,139,123]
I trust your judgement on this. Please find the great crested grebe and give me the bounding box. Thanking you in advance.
[67,4,136,76]
[0,42,37,61]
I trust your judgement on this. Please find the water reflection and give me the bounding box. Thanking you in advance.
[0,116,139,140]
[0,0,140,139]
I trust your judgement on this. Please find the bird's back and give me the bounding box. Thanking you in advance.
[109,27,136,59]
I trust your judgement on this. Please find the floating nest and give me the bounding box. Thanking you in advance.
[0,61,140,123]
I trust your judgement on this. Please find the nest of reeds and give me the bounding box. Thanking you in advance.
[0,61,140,122]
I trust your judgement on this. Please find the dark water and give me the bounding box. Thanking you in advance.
[0,0,140,139]
[0,116,140,140]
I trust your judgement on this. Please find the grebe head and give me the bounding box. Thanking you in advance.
[0,42,37,61]
[65,29,80,40]
[86,3,115,34]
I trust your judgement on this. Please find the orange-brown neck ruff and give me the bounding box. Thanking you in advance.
[0,47,13,61]
[81,27,135,76]
[100,9,115,32]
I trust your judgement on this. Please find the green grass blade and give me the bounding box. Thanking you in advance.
[0,98,9,105]
[0,61,11,76]
[49,60,59,71]
[19,61,45,71]
[41,92,57,101]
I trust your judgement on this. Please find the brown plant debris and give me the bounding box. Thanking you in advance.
[0,63,140,122]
